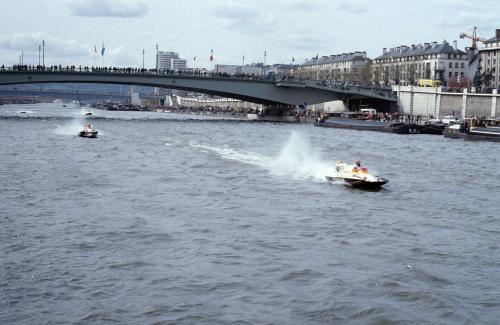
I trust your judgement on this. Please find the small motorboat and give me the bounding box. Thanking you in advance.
[85,112,93,116]
[326,161,388,190]
[78,124,98,138]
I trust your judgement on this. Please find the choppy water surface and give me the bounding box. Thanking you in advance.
[1,104,499,324]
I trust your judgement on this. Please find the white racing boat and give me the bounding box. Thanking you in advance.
[326,161,388,190]
[78,123,98,138]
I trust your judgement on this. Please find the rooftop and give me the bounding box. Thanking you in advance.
[375,41,466,60]
[301,52,367,67]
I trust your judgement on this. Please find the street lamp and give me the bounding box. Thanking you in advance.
[38,45,41,66]
[42,40,45,66]
[142,49,145,69]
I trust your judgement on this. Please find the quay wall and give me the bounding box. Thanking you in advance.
[393,86,500,118]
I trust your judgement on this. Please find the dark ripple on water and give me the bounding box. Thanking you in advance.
[1,104,500,324]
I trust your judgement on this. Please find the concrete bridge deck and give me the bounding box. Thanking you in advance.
[0,67,396,106]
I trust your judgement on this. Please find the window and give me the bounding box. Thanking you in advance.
[461,63,465,68]
[449,71,452,77]
[455,72,458,77]
[455,62,459,68]
[449,62,452,68]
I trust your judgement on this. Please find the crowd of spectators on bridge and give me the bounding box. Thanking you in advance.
[2,64,395,99]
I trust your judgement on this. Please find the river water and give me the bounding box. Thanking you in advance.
[1,103,499,324]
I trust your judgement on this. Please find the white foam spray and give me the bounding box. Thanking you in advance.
[190,131,338,182]
[54,117,86,135]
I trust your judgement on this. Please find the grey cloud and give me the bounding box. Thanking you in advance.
[435,12,499,32]
[287,0,323,11]
[68,0,148,18]
[212,1,277,33]
[336,0,367,14]
[287,33,334,53]
[0,32,96,58]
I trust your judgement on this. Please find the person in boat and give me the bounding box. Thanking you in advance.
[84,124,93,132]
[355,160,361,168]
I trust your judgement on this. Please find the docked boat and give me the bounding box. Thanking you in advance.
[417,123,446,135]
[326,161,389,190]
[444,119,500,142]
[78,124,98,138]
[315,116,411,134]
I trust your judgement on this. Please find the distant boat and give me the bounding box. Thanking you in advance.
[315,116,411,134]
[85,112,93,116]
[444,123,500,142]
[78,124,98,138]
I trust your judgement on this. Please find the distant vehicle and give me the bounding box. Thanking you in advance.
[418,79,442,87]
[441,115,458,125]
[360,108,377,115]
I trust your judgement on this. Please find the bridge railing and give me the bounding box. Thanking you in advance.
[0,64,282,82]
[0,64,396,99]
[308,80,396,99]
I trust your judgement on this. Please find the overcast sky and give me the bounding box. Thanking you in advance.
[1,0,499,68]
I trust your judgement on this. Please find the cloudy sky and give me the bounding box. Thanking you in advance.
[1,0,499,68]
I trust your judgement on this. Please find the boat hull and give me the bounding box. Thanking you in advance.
[444,127,500,142]
[315,118,410,134]
[78,130,98,138]
[326,176,388,190]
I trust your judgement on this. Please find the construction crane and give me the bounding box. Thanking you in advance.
[460,26,487,49]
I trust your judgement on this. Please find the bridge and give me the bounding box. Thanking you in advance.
[0,67,396,108]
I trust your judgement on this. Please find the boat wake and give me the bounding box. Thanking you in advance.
[54,118,86,136]
[190,132,338,182]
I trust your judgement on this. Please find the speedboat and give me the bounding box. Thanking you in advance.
[78,124,98,138]
[326,161,388,190]
[85,112,93,116]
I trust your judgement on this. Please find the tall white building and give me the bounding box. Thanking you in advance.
[479,29,500,89]
[171,58,187,71]
[156,51,186,71]
[372,40,469,87]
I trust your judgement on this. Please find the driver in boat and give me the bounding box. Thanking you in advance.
[84,124,92,132]
[354,160,361,168]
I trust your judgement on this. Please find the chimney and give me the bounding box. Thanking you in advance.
[496,29,500,39]
[453,40,457,50]
[383,48,387,54]
[411,44,416,50]
[432,41,438,48]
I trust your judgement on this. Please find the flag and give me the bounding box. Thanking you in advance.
[94,45,97,53]
[193,55,196,61]
[210,49,214,62]
[292,57,295,63]
[101,43,105,56]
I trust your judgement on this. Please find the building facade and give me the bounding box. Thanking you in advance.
[295,52,370,83]
[156,51,186,71]
[479,29,500,89]
[372,40,469,87]
[171,58,187,71]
